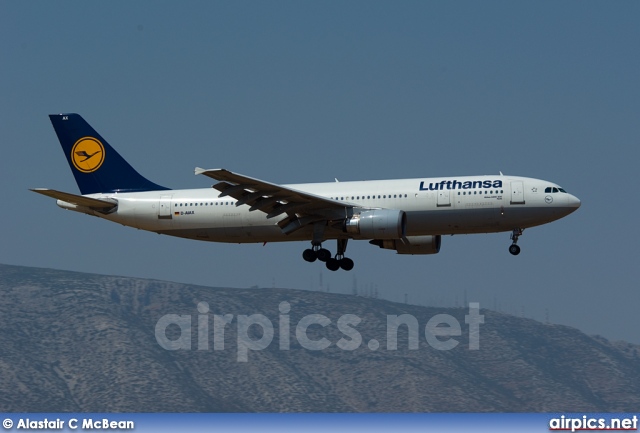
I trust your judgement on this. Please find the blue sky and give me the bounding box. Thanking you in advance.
[1,1,639,343]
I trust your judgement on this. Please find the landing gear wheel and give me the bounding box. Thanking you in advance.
[326,258,340,271]
[339,257,354,271]
[303,249,318,262]
[508,228,523,256]
[317,248,331,262]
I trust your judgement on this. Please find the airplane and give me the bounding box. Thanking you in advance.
[32,113,581,272]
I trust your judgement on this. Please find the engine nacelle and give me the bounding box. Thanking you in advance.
[345,209,406,239]
[369,235,442,255]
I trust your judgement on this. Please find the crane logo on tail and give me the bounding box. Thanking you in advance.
[71,137,105,173]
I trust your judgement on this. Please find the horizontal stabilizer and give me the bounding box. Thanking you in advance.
[30,188,117,211]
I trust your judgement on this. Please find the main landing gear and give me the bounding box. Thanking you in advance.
[302,243,331,263]
[302,239,354,271]
[509,228,524,255]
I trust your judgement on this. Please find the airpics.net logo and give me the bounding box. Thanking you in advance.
[154,302,484,362]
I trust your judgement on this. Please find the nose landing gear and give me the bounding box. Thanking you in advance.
[509,228,523,255]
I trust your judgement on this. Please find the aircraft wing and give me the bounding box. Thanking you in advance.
[30,188,117,211]
[195,168,351,227]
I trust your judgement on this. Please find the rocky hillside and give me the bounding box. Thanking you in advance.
[0,263,638,412]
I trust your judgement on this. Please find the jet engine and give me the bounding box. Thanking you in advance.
[344,209,406,239]
[369,235,441,255]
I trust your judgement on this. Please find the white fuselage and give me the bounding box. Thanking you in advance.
[57,175,580,244]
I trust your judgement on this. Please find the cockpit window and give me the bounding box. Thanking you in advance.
[546,186,568,193]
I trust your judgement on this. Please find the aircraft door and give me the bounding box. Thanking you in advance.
[510,181,525,205]
[223,212,241,238]
[158,195,173,219]
[437,189,451,207]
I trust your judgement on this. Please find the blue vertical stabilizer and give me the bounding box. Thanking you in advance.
[49,113,169,194]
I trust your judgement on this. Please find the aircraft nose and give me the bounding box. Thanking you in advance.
[567,194,581,209]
